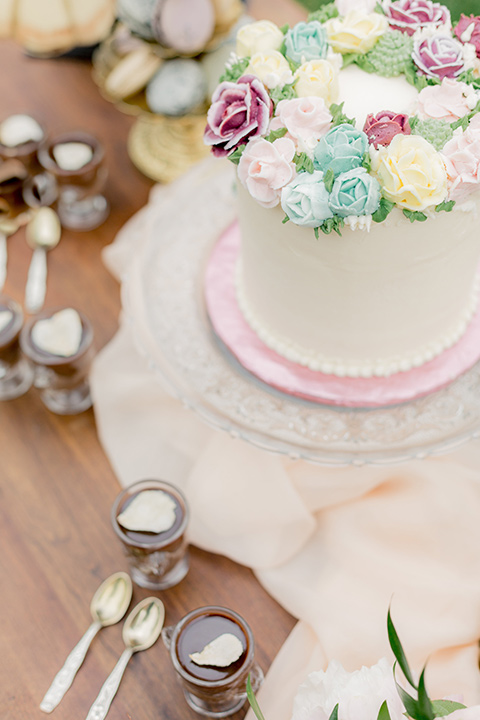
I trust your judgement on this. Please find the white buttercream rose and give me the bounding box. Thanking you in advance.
[236,20,284,58]
[247,50,294,89]
[291,659,405,720]
[417,78,477,122]
[371,134,448,210]
[237,136,296,208]
[441,126,480,202]
[294,59,339,104]
[269,97,332,155]
[325,10,388,55]
[443,708,480,720]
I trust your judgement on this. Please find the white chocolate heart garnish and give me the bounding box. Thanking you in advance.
[31,309,83,357]
[0,310,13,333]
[53,142,93,171]
[0,115,43,147]
[117,489,177,533]
[189,633,244,667]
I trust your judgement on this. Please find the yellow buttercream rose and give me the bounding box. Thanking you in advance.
[236,20,284,58]
[371,134,448,211]
[247,50,293,90]
[325,10,388,54]
[294,59,339,104]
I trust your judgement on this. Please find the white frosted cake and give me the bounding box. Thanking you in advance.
[204,1,480,379]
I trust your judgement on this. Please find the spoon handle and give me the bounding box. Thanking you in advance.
[25,247,47,314]
[0,232,6,292]
[40,620,102,713]
[85,648,134,720]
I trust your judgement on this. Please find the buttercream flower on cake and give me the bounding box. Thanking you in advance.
[364,111,411,147]
[412,35,465,79]
[416,78,477,121]
[284,21,328,64]
[281,172,333,227]
[329,168,381,217]
[314,124,369,176]
[325,10,388,55]
[383,0,451,37]
[371,133,447,210]
[204,75,272,157]
[270,97,332,155]
[236,20,284,57]
[454,15,480,58]
[440,125,480,202]
[294,59,339,104]
[237,137,296,209]
[247,50,294,90]
[335,0,377,15]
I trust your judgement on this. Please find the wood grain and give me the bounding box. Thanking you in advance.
[0,2,303,718]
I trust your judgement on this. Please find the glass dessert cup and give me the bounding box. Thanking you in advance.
[162,606,264,718]
[0,295,34,400]
[20,308,94,414]
[0,115,46,174]
[111,479,190,590]
[38,131,109,231]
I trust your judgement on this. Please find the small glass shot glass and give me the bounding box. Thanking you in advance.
[0,115,46,174]
[38,131,109,231]
[20,308,94,414]
[111,479,190,590]
[0,295,34,400]
[162,606,264,718]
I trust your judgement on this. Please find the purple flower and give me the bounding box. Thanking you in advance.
[454,15,480,58]
[384,0,450,36]
[204,74,272,158]
[412,35,465,79]
[363,110,411,148]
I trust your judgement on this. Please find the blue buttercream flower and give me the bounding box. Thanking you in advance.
[281,171,333,228]
[314,123,369,176]
[284,21,328,64]
[329,168,381,217]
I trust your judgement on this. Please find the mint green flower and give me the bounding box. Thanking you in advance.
[314,123,369,176]
[412,117,453,151]
[284,22,328,64]
[281,171,333,227]
[329,168,381,217]
[366,31,414,77]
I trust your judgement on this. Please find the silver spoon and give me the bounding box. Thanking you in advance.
[24,207,61,314]
[85,597,165,720]
[40,572,133,714]
[0,218,19,292]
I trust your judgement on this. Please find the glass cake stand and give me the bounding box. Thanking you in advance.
[121,163,480,468]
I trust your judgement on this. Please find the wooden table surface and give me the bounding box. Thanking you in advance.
[0,3,309,720]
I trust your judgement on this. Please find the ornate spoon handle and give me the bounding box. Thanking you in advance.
[85,648,134,720]
[40,620,102,713]
[25,247,47,314]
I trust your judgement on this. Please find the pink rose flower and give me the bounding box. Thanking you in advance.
[454,15,480,58]
[440,125,480,201]
[384,0,450,36]
[269,97,332,154]
[204,74,273,158]
[412,35,465,79]
[363,110,411,147]
[417,78,475,122]
[237,136,296,208]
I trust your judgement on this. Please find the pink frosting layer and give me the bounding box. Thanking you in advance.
[204,222,480,408]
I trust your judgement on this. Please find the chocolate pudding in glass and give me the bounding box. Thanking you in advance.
[0,114,46,173]
[162,606,263,717]
[111,479,190,590]
[38,131,109,230]
[0,295,34,399]
[20,307,94,414]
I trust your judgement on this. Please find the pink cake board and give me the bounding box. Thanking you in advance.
[204,222,480,408]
